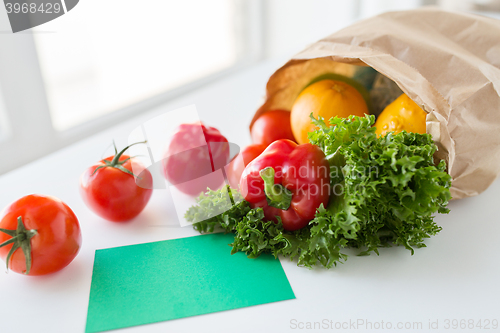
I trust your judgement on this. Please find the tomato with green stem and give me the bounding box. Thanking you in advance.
[80,141,153,222]
[0,194,82,276]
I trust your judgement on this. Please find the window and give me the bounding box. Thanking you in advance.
[33,0,244,131]
[0,0,262,174]
[0,89,9,141]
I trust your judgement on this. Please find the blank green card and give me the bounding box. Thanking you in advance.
[85,233,295,333]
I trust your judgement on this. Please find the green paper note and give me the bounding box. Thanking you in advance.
[85,233,295,333]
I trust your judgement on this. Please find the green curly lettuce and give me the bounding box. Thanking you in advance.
[186,186,248,233]
[308,115,451,258]
[186,186,309,262]
[185,115,451,268]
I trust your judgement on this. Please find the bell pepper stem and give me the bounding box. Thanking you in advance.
[260,167,292,210]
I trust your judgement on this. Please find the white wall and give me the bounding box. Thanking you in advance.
[263,0,430,59]
[358,0,428,18]
[264,0,359,59]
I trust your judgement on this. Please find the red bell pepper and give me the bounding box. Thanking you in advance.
[239,139,330,231]
[162,122,229,196]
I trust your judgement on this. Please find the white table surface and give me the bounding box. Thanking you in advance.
[1,59,499,333]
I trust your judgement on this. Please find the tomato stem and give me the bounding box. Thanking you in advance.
[92,140,148,177]
[260,167,292,210]
[0,216,37,274]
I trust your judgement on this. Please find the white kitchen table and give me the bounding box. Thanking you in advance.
[0,59,499,333]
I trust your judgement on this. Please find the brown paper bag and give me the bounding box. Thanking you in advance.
[251,7,500,200]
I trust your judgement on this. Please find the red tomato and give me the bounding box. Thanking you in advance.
[162,122,229,196]
[226,144,267,189]
[0,194,82,276]
[250,110,296,147]
[80,142,153,222]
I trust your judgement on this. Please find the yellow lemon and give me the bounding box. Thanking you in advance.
[374,93,427,136]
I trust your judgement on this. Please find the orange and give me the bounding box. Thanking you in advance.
[290,79,369,144]
[374,93,427,136]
